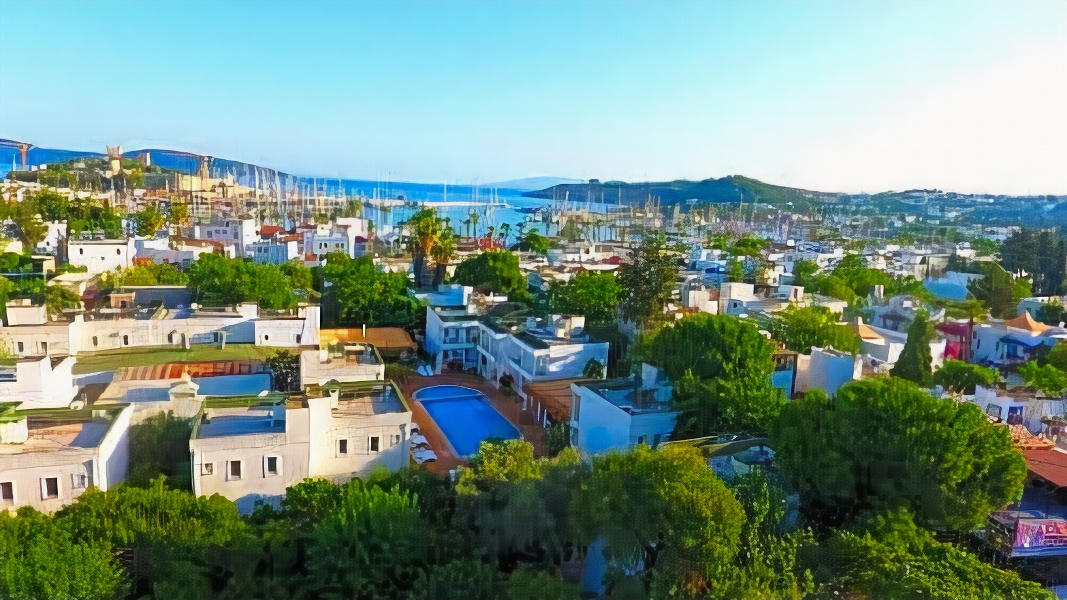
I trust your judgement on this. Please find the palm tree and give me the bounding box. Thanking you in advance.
[462,218,472,238]
[431,227,456,288]
[498,223,511,247]
[469,212,480,238]
[405,208,445,289]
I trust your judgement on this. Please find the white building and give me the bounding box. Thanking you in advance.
[250,239,300,265]
[421,284,506,374]
[189,381,411,513]
[0,403,133,513]
[0,355,79,409]
[795,346,862,397]
[67,237,135,274]
[0,302,320,357]
[570,364,677,454]
[854,318,946,370]
[302,218,371,263]
[299,344,385,387]
[194,219,257,257]
[35,221,68,256]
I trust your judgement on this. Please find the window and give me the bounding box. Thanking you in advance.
[41,477,59,500]
[263,334,269,342]
[92,336,98,347]
[201,462,214,476]
[79,248,84,255]
[0,482,13,504]
[265,456,280,476]
[338,439,348,455]
[122,335,129,346]
[206,231,213,239]
[115,248,121,255]
[637,435,648,445]
[653,433,663,447]
[227,460,242,481]
[17,342,23,353]
[391,434,401,446]
[41,342,47,354]
[369,436,380,453]
[72,474,88,489]
[295,334,302,344]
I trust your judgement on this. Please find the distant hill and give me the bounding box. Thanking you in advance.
[523,175,842,212]
[484,176,586,191]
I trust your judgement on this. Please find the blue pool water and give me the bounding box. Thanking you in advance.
[414,386,521,457]
[192,374,272,397]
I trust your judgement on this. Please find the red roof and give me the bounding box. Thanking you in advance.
[1024,447,1067,488]
[601,255,625,265]
[259,225,284,236]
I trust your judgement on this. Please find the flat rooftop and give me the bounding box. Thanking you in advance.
[582,379,674,414]
[195,404,286,439]
[334,385,407,417]
[0,409,122,454]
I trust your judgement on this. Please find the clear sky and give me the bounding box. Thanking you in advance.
[1,1,1064,194]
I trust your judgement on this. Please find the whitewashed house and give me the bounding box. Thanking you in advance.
[0,402,133,513]
[67,236,135,274]
[189,381,412,513]
[569,363,677,454]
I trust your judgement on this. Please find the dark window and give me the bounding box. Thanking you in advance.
[16,342,23,353]
[92,336,98,347]
[40,342,47,353]
[369,436,380,452]
[338,439,348,455]
[266,456,279,475]
[122,335,129,346]
[115,248,121,255]
[0,482,12,502]
[43,477,59,499]
[228,461,242,480]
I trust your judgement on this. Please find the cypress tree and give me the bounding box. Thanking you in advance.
[891,311,933,386]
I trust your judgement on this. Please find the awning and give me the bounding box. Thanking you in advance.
[523,378,582,423]
[1024,447,1067,488]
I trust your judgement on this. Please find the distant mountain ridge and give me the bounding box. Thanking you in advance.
[483,176,585,191]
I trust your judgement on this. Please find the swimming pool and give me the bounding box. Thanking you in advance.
[413,385,521,457]
[192,374,272,397]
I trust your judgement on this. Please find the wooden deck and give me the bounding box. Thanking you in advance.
[401,372,547,477]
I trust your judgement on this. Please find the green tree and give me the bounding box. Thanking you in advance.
[832,254,891,297]
[770,305,860,354]
[618,232,684,328]
[726,257,745,282]
[507,568,581,600]
[320,252,419,326]
[968,262,1019,319]
[307,480,426,597]
[582,358,605,379]
[412,559,502,600]
[114,262,189,287]
[516,228,550,254]
[11,196,47,248]
[730,235,769,257]
[649,313,783,434]
[133,206,165,236]
[772,379,1027,530]
[431,225,457,288]
[44,285,81,318]
[570,445,745,596]
[813,274,857,303]
[548,270,622,324]
[406,207,449,288]
[790,259,820,289]
[1019,361,1067,397]
[0,510,128,600]
[890,311,933,386]
[125,412,194,488]
[806,509,1054,600]
[453,250,528,300]
[933,359,1000,394]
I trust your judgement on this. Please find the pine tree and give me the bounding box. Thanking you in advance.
[891,311,933,386]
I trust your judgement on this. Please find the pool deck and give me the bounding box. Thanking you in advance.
[401,373,547,477]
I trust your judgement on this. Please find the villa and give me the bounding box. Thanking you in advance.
[0,401,133,512]
[569,363,677,454]
[189,381,412,513]
[0,301,320,357]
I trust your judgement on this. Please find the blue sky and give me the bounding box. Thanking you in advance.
[1,1,1065,194]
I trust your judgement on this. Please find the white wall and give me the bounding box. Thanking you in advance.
[68,239,134,274]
